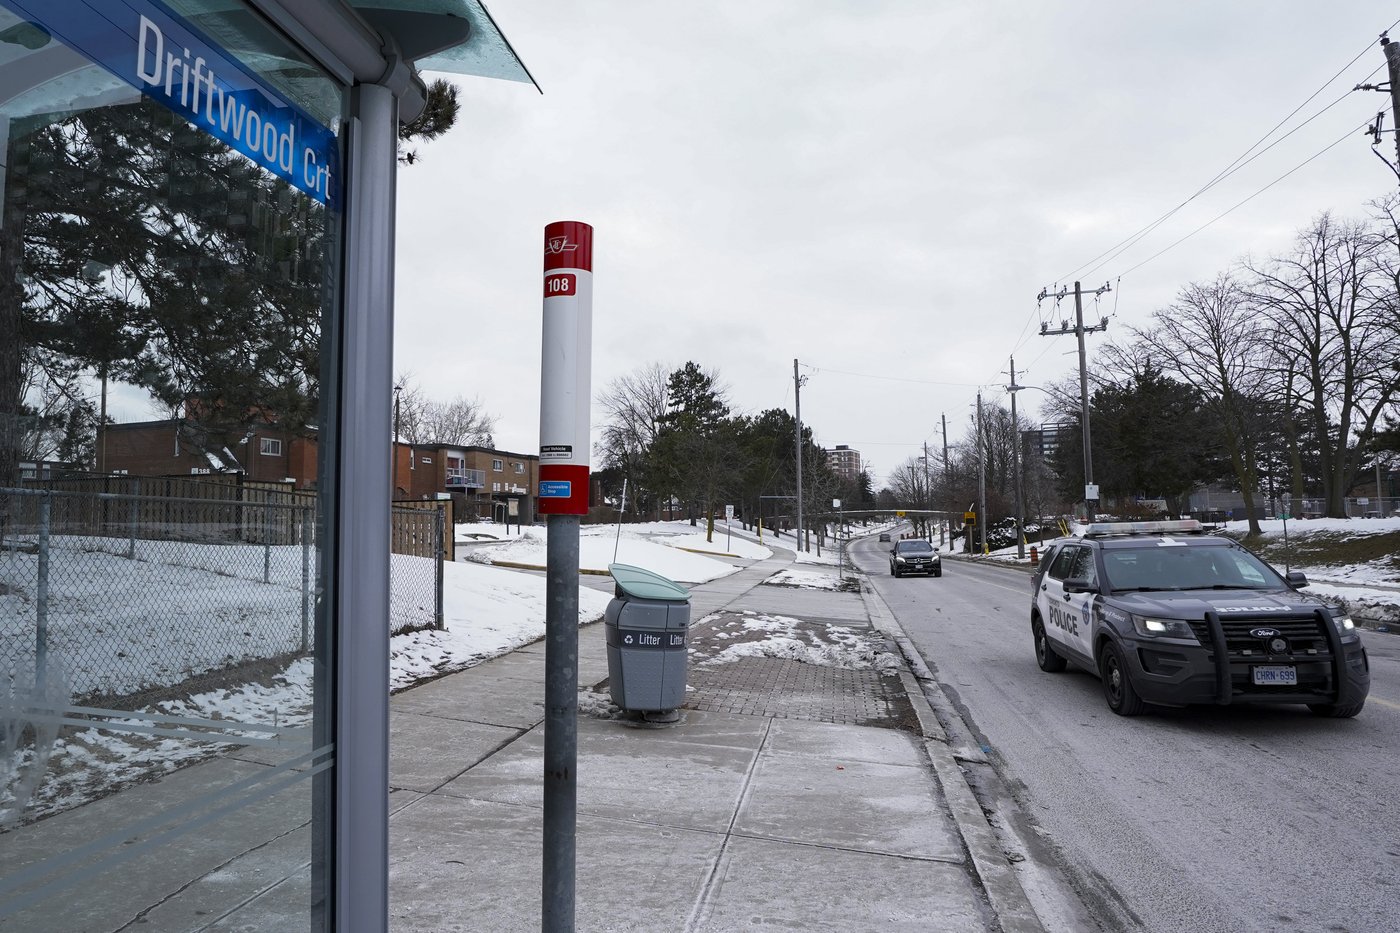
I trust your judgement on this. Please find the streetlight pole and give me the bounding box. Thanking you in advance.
[941,413,949,546]
[794,359,806,552]
[392,382,403,499]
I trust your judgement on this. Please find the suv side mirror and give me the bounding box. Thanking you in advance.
[1062,577,1098,594]
[1286,569,1309,588]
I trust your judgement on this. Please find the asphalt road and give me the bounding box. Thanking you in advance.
[851,532,1400,933]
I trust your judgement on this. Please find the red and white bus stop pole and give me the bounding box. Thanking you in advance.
[538,221,592,933]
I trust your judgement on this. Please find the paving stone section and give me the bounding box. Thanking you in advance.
[680,610,921,731]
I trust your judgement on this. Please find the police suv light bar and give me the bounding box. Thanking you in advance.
[1081,519,1204,537]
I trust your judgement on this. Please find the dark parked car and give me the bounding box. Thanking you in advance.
[890,539,941,577]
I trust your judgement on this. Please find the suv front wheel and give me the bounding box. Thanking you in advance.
[1099,641,1146,716]
[1307,700,1365,718]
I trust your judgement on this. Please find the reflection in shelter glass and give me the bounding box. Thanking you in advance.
[0,1,343,927]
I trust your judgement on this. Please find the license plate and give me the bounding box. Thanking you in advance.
[1252,665,1297,686]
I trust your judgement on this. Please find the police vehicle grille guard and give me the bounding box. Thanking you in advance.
[1200,609,1344,705]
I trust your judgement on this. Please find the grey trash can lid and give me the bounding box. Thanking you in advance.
[608,563,691,601]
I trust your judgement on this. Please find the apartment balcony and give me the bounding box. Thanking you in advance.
[446,469,485,490]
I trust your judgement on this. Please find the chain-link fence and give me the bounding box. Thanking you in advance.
[0,487,443,705]
[1270,497,1399,519]
[389,504,445,634]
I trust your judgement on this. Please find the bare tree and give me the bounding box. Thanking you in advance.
[393,374,495,446]
[595,362,671,515]
[1245,212,1400,516]
[1133,273,1270,535]
[884,455,932,536]
[421,397,495,446]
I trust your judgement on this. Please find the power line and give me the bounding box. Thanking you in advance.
[1079,75,1381,282]
[1058,24,1395,283]
[798,363,981,388]
[891,28,1397,483]
[1117,119,1366,278]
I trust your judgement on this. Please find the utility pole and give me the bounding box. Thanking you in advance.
[1037,280,1111,520]
[1358,35,1400,180]
[976,390,987,555]
[940,413,949,546]
[922,442,932,542]
[1387,37,1400,170]
[794,359,806,553]
[1007,356,1025,560]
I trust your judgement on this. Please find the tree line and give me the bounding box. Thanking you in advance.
[595,361,873,542]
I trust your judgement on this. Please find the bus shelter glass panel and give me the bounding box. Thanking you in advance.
[0,1,344,928]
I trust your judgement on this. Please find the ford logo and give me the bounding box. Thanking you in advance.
[1249,628,1281,638]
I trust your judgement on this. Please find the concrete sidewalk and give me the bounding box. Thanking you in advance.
[386,547,1044,932]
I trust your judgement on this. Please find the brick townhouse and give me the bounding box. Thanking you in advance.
[102,420,537,521]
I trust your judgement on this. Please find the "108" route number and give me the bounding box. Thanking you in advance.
[544,273,576,297]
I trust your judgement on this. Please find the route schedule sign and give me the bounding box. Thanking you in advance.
[537,221,593,514]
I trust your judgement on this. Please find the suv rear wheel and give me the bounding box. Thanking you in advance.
[1033,616,1066,672]
[1098,641,1146,716]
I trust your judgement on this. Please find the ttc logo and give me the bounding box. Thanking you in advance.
[545,235,578,255]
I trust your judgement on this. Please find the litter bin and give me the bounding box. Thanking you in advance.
[605,563,691,714]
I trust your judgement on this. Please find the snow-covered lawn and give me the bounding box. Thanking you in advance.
[465,521,755,583]
[2,557,611,826]
[0,535,447,700]
[390,560,611,691]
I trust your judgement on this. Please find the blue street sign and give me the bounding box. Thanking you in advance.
[539,481,571,498]
[3,0,340,206]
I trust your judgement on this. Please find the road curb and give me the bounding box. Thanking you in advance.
[856,574,1045,933]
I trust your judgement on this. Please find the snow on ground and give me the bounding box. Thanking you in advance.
[2,556,611,825]
[389,560,611,691]
[647,527,771,560]
[764,568,845,590]
[465,522,743,583]
[1235,516,1400,539]
[694,611,902,673]
[6,658,319,825]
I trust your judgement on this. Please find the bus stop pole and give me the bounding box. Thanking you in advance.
[538,220,594,933]
[542,514,579,931]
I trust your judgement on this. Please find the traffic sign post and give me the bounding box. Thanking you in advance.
[538,220,592,933]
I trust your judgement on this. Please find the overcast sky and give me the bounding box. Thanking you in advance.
[393,1,1398,488]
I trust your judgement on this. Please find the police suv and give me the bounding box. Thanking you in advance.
[1030,519,1369,717]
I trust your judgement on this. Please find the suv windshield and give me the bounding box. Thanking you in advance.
[895,541,934,554]
[1101,545,1281,592]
